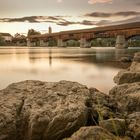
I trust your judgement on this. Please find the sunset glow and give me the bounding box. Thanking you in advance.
[0,0,139,35]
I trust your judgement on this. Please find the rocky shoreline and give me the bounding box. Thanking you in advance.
[0,52,140,140]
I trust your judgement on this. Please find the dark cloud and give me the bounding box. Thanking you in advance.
[108,16,140,25]
[0,15,78,26]
[96,20,111,25]
[57,21,76,26]
[136,2,140,6]
[85,11,140,18]
[80,20,96,25]
[0,16,40,23]
[0,15,139,27]
[130,0,140,5]
[0,16,68,23]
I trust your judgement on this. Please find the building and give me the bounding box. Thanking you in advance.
[48,26,52,34]
[0,33,12,42]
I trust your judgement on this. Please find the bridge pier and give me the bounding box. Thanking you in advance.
[80,38,91,48]
[27,39,31,47]
[57,39,66,47]
[115,35,128,49]
[39,40,48,47]
[27,39,37,47]
[57,39,63,47]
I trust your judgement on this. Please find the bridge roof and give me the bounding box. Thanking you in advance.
[29,22,140,39]
[0,33,12,36]
[60,22,140,34]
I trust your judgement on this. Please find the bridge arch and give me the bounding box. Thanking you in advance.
[127,35,140,47]
[47,37,57,47]
[64,39,80,47]
[86,37,116,47]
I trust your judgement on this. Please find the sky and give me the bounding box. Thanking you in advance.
[0,0,140,35]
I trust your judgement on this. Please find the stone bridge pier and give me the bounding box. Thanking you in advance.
[39,40,48,47]
[27,39,31,47]
[80,38,91,48]
[57,38,63,47]
[115,35,128,49]
[27,39,36,47]
[57,39,67,47]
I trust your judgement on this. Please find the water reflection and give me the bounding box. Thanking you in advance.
[0,47,139,93]
[49,49,52,67]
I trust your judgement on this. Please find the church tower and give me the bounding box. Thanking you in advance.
[49,26,52,34]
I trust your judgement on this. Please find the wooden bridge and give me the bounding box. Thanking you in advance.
[27,22,140,49]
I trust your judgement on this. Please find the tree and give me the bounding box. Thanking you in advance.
[0,35,5,46]
[27,29,41,36]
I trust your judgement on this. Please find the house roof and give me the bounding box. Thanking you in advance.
[0,33,12,36]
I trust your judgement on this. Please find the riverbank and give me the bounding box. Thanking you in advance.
[0,52,140,140]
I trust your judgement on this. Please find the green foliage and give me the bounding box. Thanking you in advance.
[27,29,41,36]
[91,38,116,47]
[128,40,140,47]
[66,40,80,47]
[48,39,57,46]
[0,35,5,46]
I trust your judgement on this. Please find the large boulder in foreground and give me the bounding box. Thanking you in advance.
[64,126,118,140]
[0,80,91,140]
[109,82,140,113]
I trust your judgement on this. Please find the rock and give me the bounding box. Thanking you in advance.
[64,126,118,140]
[0,80,91,140]
[0,79,139,140]
[126,112,140,140]
[114,52,140,85]
[99,118,126,136]
[120,57,132,62]
[89,88,119,121]
[114,71,140,85]
[109,82,140,113]
[129,62,140,72]
[120,136,132,140]
[129,53,140,72]
[133,52,140,62]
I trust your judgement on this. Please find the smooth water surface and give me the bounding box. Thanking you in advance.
[0,47,139,93]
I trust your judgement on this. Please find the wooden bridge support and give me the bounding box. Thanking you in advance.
[115,35,128,49]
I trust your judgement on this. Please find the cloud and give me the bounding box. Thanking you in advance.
[57,21,76,26]
[108,16,140,25]
[85,11,140,18]
[57,0,63,3]
[127,0,140,5]
[88,0,113,4]
[136,2,140,5]
[0,16,68,23]
[0,15,139,27]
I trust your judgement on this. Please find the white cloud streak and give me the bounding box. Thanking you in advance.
[88,0,113,4]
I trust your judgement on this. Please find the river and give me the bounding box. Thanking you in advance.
[0,47,139,93]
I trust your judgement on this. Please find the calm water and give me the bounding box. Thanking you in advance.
[0,47,139,93]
